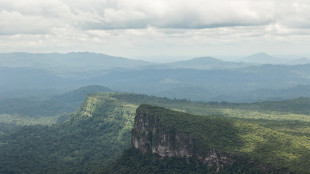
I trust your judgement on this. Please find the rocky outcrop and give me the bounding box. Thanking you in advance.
[131,105,236,171]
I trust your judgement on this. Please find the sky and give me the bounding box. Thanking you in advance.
[1,0,310,61]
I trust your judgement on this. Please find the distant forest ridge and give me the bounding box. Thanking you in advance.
[1,52,310,102]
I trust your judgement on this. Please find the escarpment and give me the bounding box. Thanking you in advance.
[130,104,308,173]
[131,104,237,171]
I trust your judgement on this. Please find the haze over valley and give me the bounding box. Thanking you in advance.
[1,52,310,102]
[1,0,310,173]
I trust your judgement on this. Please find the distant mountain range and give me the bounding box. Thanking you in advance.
[286,57,310,65]
[1,52,310,102]
[0,52,151,71]
[1,52,309,71]
[241,52,310,65]
[241,52,282,64]
[162,57,248,69]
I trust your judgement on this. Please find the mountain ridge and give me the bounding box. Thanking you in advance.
[0,52,151,69]
[105,103,310,173]
[242,52,283,64]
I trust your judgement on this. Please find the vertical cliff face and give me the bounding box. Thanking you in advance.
[132,110,195,158]
[131,104,235,171]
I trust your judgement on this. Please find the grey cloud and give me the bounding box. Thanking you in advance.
[0,10,54,35]
[79,0,275,30]
[1,0,310,34]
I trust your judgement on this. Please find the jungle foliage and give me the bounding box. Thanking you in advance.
[102,148,267,174]
[1,92,310,173]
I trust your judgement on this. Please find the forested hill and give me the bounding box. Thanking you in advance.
[105,104,310,173]
[0,85,112,117]
[0,92,310,173]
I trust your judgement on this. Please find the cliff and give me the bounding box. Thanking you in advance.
[132,104,237,171]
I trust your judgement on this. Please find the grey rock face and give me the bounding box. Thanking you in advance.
[131,111,235,171]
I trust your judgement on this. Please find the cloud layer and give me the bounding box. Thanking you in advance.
[1,0,310,57]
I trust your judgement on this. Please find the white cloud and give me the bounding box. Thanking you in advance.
[0,0,310,57]
[2,0,310,33]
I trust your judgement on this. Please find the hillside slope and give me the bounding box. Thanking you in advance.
[104,104,310,173]
[132,105,310,173]
[0,93,136,173]
[1,93,310,173]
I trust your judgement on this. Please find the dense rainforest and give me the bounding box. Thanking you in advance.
[0,91,310,173]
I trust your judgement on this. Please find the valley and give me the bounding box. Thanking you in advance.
[2,0,310,172]
[2,52,310,103]
[1,52,310,173]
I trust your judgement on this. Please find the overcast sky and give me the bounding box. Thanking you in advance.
[1,0,310,60]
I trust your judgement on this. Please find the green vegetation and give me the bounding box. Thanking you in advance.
[133,104,310,173]
[0,94,135,173]
[103,148,267,174]
[112,93,310,137]
[0,114,61,126]
[0,92,310,173]
[0,85,112,117]
[0,85,112,136]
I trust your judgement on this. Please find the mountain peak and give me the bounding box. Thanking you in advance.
[187,56,223,63]
[251,52,270,56]
[242,52,283,64]
[161,56,241,69]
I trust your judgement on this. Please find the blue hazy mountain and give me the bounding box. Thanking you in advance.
[0,52,151,71]
[92,64,310,102]
[161,56,248,69]
[287,57,310,65]
[242,52,283,64]
[2,52,310,102]
[0,52,151,97]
